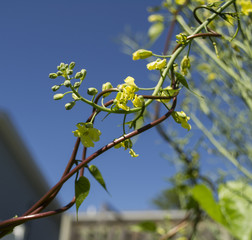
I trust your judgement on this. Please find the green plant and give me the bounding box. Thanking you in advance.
[0,0,251,239]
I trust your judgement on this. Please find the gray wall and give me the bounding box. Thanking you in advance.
[0,112,60,240]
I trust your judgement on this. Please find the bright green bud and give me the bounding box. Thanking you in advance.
[69,62,75,69]
[148,14,164,22]
[49,73,58,79]
[74,82,81,88]
[66,69,73,75]
[64,80,71,87]
[65,101,75,110]
[87,87,98,96]
[57,71,63,76]
[53,93,64,100]
[75,71,83,79]
[51,85,60,91]
[72,93,79,100]
[132,49,153,60]
[180,56,190,76]
[58,62,67,71]
[176,33,187,44]
[80,69,87,81]
[102,82,113,97]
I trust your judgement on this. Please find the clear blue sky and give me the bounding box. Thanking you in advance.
[0,0,195,212]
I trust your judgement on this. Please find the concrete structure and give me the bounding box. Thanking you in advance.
[59,208,232,240]
[0,112,61,240]
[59,209,187,240]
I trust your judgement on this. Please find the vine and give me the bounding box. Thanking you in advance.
[1,0,251,239]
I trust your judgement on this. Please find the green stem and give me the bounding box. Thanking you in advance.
[152,53,172,58]
[176,14,252,111]
[146,0,235,106]
[191,113,252,180]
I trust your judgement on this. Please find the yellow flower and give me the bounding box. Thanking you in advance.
[132,95,144,107]
[176,0,186,4]
[73,122,101,147]
[114,139,139,157]
[132,49,153,60]
[172,111,191,131]
[237,0,252,15]
[124,76,138,90]
[115,77,139,111]
[146,61,156,70]
[114,92,130,111]
[129,149,139,157]
[147,59,167,70]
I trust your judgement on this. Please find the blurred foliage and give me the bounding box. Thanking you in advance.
[119,0,252,239]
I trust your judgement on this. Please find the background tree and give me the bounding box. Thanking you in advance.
[120,0,252,239]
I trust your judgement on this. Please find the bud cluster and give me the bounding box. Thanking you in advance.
[49,61,88,110]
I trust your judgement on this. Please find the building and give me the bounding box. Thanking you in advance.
[0,111,61,240]
[59,207,232,240]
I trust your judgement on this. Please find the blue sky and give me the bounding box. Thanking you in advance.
[0,0,195,212]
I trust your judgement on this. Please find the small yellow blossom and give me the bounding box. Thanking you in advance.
[73,122,101,147]
[129,149,139,157]
[176,0,186,4]
[132,49,153,60]
[115,77,139,111]
[132,95,144,108]
[114,139,139,157]
[147,59,167,70]
[148,14,164,22]
[124,76,138,90]
[172,111,191,131]
[237,0,252,15]
[114,92,130,111]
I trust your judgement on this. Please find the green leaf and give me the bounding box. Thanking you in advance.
[88,165,109,193]
[131,221,157,233]
[175,72,189,89]
[218,181,252,240]
[191,184,225,224]
[148,22,164,43]
[175,72,203,98]
[75,176,90,220]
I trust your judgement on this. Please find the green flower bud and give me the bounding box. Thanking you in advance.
[132,49,153,60]
[69,62,76,69]
[75,72,83,79]
[180,56,190,76]
[64,80,71,87]
[74,82,81,88]
[65,101,75,110]
[102,82,113,97]
[57,62,66,71]
[49,73,58,79]
[176,33,187,44]
[87,87,98,96]
[80,69,87,81]
[66,69,73,75]
[51,85,60,91]
[57,71,63,76]
[53,93,64,100]
[72,93,79,100]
